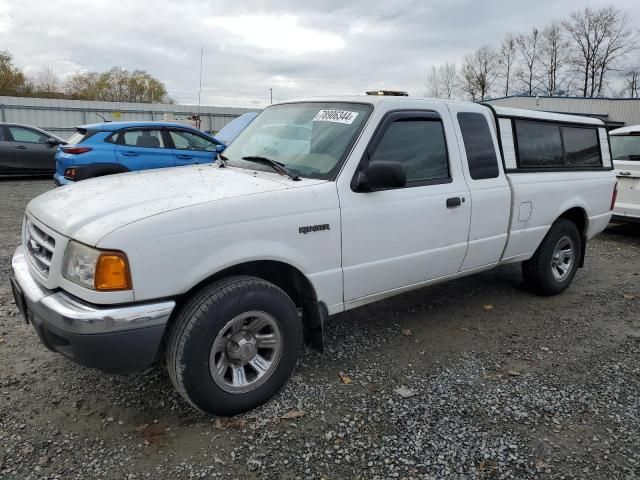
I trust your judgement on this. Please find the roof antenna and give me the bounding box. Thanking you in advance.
[96,113,111,122]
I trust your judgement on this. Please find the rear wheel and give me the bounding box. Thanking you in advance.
[522,219,582,296]
[166,276,302,416]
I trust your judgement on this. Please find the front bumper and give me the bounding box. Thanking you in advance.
[10,247,175,373]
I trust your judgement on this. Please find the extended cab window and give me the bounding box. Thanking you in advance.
[370,119,449,184]
[457,113,499,179]
[563,127,601,166]
[515,121,564,168]
[120,129,165,148]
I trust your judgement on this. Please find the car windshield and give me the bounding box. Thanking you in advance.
[611,134,640,161]
[223,102,372,180]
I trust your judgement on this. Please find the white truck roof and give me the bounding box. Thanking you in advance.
[609,125,640,135]
[280,95,605,127]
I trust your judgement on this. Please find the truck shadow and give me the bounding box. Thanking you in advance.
[605,222,640,241]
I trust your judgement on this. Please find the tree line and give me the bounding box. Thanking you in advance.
[426,5,639,101]
[0,51,172,103]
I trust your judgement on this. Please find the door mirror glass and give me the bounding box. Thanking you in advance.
[359,161,407,191]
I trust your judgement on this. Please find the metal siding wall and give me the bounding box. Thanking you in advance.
[486,97,640,127]
[0,96,259,139]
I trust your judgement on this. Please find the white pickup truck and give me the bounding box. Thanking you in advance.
[11,96,616,415]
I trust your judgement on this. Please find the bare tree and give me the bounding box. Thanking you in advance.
[594,7,635,97]
[621,68,639,98]
[426,65,441,98]
[460,46,499,101]
[426,63,457,99]
[499,34,517,96]
[563,6,635,97]
[440,62,458,99]
[516,28,543,96]
[540,23,570,95]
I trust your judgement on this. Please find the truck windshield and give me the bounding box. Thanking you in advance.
[222,102,372,180]
[611,135,640,161]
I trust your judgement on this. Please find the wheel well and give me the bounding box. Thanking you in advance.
[174,261,326,351]
[558,207,587,235]
[558,207,588,267]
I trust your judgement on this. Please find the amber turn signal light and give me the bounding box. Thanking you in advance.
[95,252,132,291]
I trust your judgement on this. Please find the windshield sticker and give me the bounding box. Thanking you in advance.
[313,110,359,125]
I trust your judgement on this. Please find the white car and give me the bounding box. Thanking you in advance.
[609,125,640,222]
[10,95,616,416]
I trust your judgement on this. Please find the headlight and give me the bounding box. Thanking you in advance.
[62,241,132,291]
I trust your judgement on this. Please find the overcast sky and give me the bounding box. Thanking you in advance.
[0,0,638,107]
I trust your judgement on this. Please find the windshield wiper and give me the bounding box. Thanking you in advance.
[242,156,300,181]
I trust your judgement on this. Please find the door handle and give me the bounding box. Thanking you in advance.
[618,171,631,176]
[446,197,463,208]
[121,151,139,157]
[176,154,193,159]
[15,145,27,150]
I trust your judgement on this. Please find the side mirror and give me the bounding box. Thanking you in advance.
[356,161,406,191]
[46,138,61,147]
[216,144,226,153]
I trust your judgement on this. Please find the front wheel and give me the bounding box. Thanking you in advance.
[166,276,302,416]
[522,219,582,296]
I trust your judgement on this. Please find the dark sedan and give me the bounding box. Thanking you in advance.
[0,123,65,176]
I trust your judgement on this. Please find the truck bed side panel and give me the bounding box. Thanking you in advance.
[501,171,614,263]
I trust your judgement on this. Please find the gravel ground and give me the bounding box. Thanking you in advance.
[1,178,639,480]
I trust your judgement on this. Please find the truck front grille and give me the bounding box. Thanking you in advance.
[25,220,56,277]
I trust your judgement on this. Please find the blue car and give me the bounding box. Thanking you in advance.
[53,117,254,186]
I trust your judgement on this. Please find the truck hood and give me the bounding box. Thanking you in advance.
[28,165,315,245]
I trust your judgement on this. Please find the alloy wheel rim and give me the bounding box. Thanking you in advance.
[551,235,574,282]
[209,311,283,394]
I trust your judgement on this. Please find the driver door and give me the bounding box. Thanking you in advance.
[338,107,471,303]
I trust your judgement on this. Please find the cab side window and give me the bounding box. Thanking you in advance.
[369,119,449,185]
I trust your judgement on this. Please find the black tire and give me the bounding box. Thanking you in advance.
[166,276,302,416]
[522,219,582,296]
